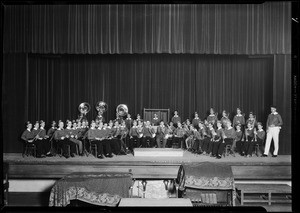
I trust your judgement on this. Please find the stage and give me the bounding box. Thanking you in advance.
[3,150,291,180]
[3,150,292,210]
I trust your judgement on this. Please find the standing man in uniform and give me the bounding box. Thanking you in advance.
[262,106,283,157]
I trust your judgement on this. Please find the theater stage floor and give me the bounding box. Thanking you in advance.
[3,151,291,165]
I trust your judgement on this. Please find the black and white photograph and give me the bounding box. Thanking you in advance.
[1,0,298,212]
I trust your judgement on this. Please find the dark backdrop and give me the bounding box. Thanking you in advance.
[2,3,292,154]
[2,53,291,154]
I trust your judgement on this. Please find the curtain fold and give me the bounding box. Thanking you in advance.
[3,53,291,153]
[3,3,291,54]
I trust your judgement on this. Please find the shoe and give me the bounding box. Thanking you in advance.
[106,154,113,158]
[70,153,76,157]
[46,153,53,157]
[261,154,268,157]
[97,155,104,159]
[64,155,70,159]
[272,155,277,157]
[216,155,222,159]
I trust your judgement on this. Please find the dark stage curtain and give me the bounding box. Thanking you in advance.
[2,53,291,154]
[3,3,291,54]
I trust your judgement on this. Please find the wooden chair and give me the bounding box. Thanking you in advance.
[223,144,235,157]
[89,140,98,158]
[22,142,36,158]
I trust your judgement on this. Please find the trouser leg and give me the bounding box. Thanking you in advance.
[273,127,280,155]
[264,129,273,155]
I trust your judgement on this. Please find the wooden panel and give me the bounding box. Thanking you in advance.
[8,164,180,179]
[7,162,291,180]
[231,165,291,180]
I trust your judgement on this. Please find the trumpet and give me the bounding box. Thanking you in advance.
[253,127,257,142]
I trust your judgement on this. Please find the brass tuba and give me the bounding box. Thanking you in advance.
[78,102,90,115]
[116,104,128,117]
[95,101,108,115]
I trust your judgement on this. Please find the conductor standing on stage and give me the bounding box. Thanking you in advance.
[262,106,283,157]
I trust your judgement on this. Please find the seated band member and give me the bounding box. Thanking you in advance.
[142,121,155,147]
[241,122,255,157]
[156,120,168,148]
[120,120,130,153]
[234,124,244,155]
[39,120,52,157]
[192,112,201,128]
[53,121,77,158]
[191,121,206,154]
[209,121,223,157]
[165,122,175,148]
[88,121,113,159]
[172,122,185,148]
[253,122,266,157]
[47,121,57,154]
[185,125,194,150]
[136,114,143,123]
[129,120,141,150]
[65,120,83,156]
[233,108,246,129]
[246,112,257,128]
[171,111,181,128]
[215,120,236,159]
[30,121,49,158]
[21,121,39,157]
[221,110,230,128]
[207,108,218,128]
[201,122,214,155]
[110,121,126,155]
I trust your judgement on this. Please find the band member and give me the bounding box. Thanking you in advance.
[241,122,255,157]
[201,122,214,155]
[171,111,181,128]
[125,114,133,130]
[246,112,257,128]
[191,121,206,154]
[95,111,105,125]
[101,123,113,157]
[53,121,77,158]
[165,122,175,148]
[111,121,127,155]
[142,121,155,147]
[38,120,52,157]
[221,110,230,128]
[207,108,218,127]
[21,121,37,156]
[184,123,194,150]
[215,120,236,159]
[251,122,266,157]
[47,121,57,154]
[120,120,130,153]
[30,121,48,158]
[262,106,283,157]
[88,121,113,159]
[65,120,83,156]
[172,122,185,148]
[129,120,141,150]
[156,120,168,148]
[234,124,244,155]
[233,108,246,128]
[136,114,143,123]
[185,125,195,150]
[209,121,223,157]
[192,112,201,128]
[151,113,160,126]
